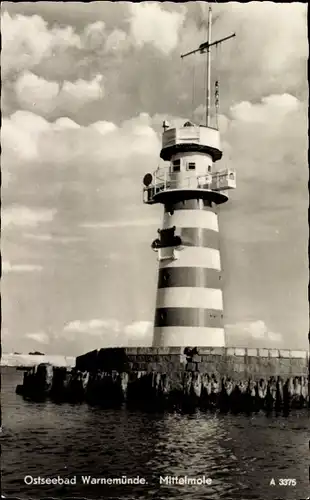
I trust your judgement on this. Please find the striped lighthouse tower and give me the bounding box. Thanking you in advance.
[143,7,236,348]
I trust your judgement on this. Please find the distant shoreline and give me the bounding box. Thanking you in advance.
[1,353,75,368]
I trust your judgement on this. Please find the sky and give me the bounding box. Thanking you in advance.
[1,1,308,356]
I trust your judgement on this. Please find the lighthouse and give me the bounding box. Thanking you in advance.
[143,7,236,348]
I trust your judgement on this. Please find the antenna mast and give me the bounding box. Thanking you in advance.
[181,6,236,128]
[206,6,212,127]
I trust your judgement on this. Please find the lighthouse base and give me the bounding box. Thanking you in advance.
[153,327,226,347]
[16,347,309,413]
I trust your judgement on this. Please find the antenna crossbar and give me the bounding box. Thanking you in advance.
[181,33,236,59]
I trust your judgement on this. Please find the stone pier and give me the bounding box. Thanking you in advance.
[16,347,309,413]
[75,347,309,378]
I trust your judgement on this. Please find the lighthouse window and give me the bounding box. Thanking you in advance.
[187,162,196,171]
[208,165,212,173]
[172,159,181,172]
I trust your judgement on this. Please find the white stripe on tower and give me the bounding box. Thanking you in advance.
[153,327,225,347]
[163,209,219,231]
[159,247,221,270]
[156,287,223,310]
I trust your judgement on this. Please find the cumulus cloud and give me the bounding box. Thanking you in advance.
[82,20,106,50]
[2,261,43,273]
[1,110,49,163]
[124,321,152,337]
[23,233,54,242]
[2,110,160,173]
[53,117,81,130]
[25,331,50,343]
[1,12,50,77]
[5,110,50,135]
[64,318,122,335]
[2,3,306,121]
[2,109,161,248]
[216,92,307,243]
[2,206,56,228]
[23,233,85,244]
[1,11,81,78]
[81,218,158,229]
[1,11,127,92]
[90,120,117,135]
[15,72,59,114]
[230,93,301,124]
[14,71,104,115]
[128,3,185,54]
[104,29,127,53]
[59,75,104,110]
[61,318,153,351]
[226,320,283,348]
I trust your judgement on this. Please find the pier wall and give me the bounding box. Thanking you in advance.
[16,347,309,413]
[75,347,308,379]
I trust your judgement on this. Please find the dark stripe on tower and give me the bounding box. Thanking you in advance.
[164,199,214,211]
[158,267,222,289]
[155,308,223,328]
[178,227,219,249]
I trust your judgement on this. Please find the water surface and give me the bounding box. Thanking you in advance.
[1,367,308,499]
